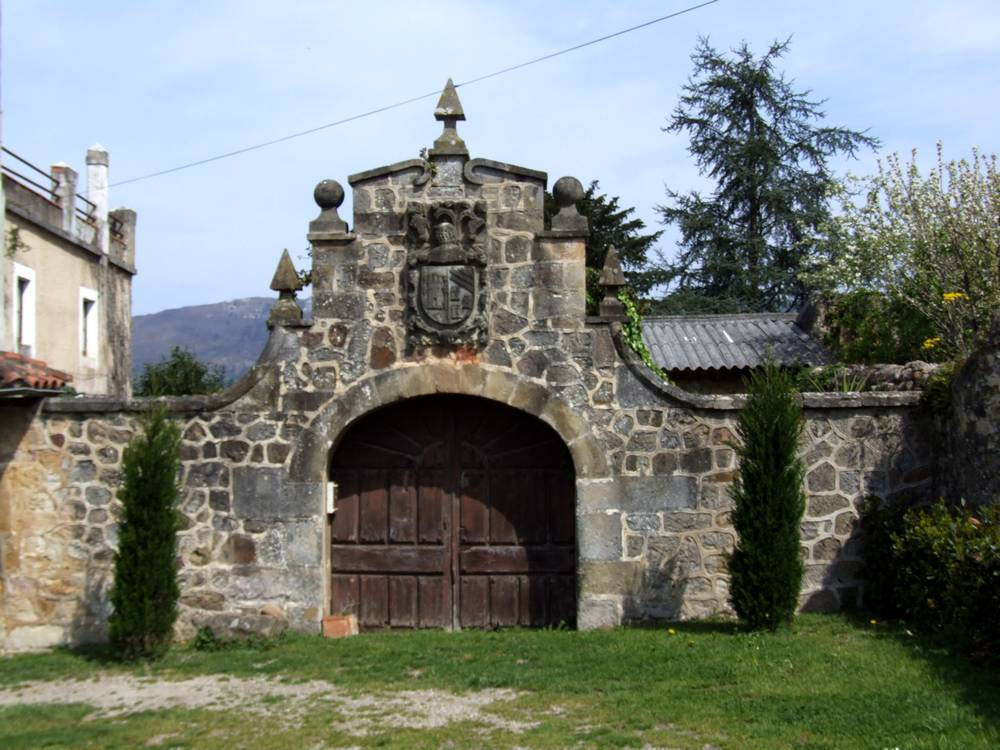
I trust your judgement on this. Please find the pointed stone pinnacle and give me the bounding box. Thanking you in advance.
[434,78,466,122]
[270,249,302,293]
[599,246,626,287]
[430,78,469,157]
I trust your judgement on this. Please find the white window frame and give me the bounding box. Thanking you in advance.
[12,262,36,357]
[80,286,99,364]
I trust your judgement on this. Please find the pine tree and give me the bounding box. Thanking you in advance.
[659,37,878,312]
[728,361,806,630]
[109,408,181,659]
[545,180,663,311]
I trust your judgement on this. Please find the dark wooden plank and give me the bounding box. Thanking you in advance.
[490,576,518,627]
[332,545,446,574]
[359,470,388,543]
[459,470,487,544]
[527,574,548,626]
[330,471,359,543]
[520,470,547,544]
[549,575,576,626]
[330,574,359,617]
[418,471,445,544]
[460,576,489,628]
[489,472,517,544]
[459,545,575,574]
[389,471,417,544]
[389,577,417,628]
[418,576,449,628]
[360,575,388,628]
[548,471,575,544]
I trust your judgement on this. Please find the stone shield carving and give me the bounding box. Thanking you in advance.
[405,200,488,347]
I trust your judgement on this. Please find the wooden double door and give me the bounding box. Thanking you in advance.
[329,395,576,630]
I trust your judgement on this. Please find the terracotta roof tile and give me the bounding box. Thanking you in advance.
[0,351,73,391]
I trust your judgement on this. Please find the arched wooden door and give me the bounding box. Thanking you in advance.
[328,395,576,630]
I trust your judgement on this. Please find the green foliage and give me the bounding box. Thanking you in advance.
[191,626,279,653]
[807,145,1000,359]
[859,495,910,618]
[618,290,670,382]
[135,346,225,397]
[109,408,181,660]
[795,365,869,393]
[821,290,939,364]
[919,359,960,416]
[544,180,664,312]
[659,37,877,313]
[889,500,1000,656]
[728,361,806,630]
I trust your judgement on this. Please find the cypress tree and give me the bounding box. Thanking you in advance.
[109,407,182,659]
[728,361,806,630]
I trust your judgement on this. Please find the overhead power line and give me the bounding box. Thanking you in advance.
[112,0,720,187]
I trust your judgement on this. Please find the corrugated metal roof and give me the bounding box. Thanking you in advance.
[641,313,832,372]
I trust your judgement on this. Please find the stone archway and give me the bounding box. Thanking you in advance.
[327,394,576,629]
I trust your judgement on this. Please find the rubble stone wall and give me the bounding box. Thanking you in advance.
[0,109,936,651]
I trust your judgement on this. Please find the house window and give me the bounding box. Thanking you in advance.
[80,287,99,363]
[12,263,36,358]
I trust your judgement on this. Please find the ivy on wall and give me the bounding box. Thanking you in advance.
[619,290,671,383]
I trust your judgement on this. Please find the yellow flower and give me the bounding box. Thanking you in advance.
[869,619,877,625]
[667,628,677,636]
[943,291,968,303]
[921,337,942,350]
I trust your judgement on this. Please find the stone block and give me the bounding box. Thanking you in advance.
[233,467,322,520]
[578,561,640,595]
[577,475,698,513]
[577,596,622,630]
[615,366,663,408]
[578,512,622,561]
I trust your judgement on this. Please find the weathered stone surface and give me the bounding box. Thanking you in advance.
[578,475,698,512]
[579,512,622,561]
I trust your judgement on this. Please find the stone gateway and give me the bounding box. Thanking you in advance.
[0,82,932,650]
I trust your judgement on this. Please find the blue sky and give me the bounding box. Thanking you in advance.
[4,0,1000,315]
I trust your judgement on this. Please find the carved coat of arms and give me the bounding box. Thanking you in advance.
[404,200,488,347]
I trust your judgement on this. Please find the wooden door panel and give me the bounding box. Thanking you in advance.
[418,576,449,628]
[359,471,389,543]
[460,577,489,627]
[489,577,519,627]
[459,546,575,574]
[389,474,417,544]
[360,575,389,627]
[417,474,445,544]
[330,395,576,630]
[389,577,417,627]
[459,470,488,544]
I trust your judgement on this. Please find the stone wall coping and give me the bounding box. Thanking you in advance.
[536,229,589,240]
[610,324,923,412]
[463,158,547,186]
[6,201,136,276]
[43,322,305,415]
[347,158,432,186]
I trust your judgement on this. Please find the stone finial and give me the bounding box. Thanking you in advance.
[268,249,304,328]
[429,78,468,157]
[551,176,588,232]
[598,246,627,321]
[309,179,349,235]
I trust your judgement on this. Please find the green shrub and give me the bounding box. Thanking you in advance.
[859,495,909,618]
[822,290,939,364]
[890,500,1000,655]
[109,408,182,660]
[728,361,807,630]
[796,365,870,393]
[135,346,225,397]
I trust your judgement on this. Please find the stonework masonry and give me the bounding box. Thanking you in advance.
[0,91,936,651]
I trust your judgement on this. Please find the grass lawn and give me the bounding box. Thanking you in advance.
[0,614,997,749]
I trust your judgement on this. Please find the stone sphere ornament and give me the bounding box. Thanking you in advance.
[551,176,588,232]
[314,179,345,210]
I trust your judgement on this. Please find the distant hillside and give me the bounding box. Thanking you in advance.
[132,297,312,382]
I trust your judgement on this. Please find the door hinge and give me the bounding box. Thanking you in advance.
[326,481,338,514]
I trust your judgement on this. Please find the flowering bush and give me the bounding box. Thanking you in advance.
[805,145,1000,359]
